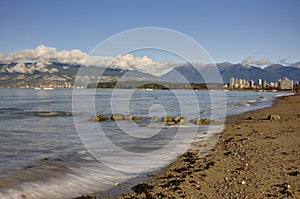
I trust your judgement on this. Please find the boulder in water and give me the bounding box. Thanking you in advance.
[36,111,72,117]
[111,114,125,120]
[91,114,108,121]
[173,116,187,124]
[191,117,212,125]
[163,115,173,123]
[124,115,133,120]
[132,116,142,120]
[177,117,187,124]
[150,116,160,121]
[191,118,202,125]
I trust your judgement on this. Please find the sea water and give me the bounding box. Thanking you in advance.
[0,88,291,198]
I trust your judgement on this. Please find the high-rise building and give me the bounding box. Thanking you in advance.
[250,80,254,88]
[229,77,235,89]
[258,79,262,85]
[279,77,293,90]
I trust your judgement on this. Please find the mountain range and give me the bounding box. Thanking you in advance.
[0,61,299,87]
[163,62,300,83]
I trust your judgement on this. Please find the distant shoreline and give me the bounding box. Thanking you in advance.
[0,87,296,93]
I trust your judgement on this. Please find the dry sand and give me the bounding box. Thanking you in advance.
[120,93,300,199]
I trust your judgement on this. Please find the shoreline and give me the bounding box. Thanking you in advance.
[117,93,300,198]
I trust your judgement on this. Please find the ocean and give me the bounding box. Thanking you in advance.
[0,88,291,198]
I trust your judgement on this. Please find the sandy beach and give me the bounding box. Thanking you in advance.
[118,93,300,199]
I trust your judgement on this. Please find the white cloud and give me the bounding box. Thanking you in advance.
[9,63,34,74]
[0,45,177,75]
[242,56,271,66]
[110,54,174,76]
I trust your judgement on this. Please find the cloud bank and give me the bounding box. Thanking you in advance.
[2,45,298,75]
[242,56,271,66]
[0,45,176,76]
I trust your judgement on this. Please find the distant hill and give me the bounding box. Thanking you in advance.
[162,62,300,83]
[0,61,299,87]
[0,62,156,88]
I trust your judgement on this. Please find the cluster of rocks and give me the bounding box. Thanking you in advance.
[91,114,142,122]
[90,114,212,125]
[190,117,212,125]
[162,115,188,124]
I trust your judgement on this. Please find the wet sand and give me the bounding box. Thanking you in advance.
[120,93,300,198]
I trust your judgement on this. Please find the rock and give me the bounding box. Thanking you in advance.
[173,116,181,124]
[173,117,187,124]
[191,118,203,125]
[163,115,173,123]
[132,116,142,120]
[91,114,108,121]
[111,114,125,120]
[150,116,159,121]
[36,111,72,117]
[191,117,212,125]
[124,115,133,120]
[267,114,281,121]
[177,117,187,124]
[202,117,211,124]
[246,116,255,120]
[65,112,72,116]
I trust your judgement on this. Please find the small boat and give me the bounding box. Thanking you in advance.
[145,88,153,91]
[43,87,54,90]
[34,87,42,90]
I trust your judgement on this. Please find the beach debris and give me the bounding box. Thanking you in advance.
[267,114,281,121]
[90,114,108,121]
[114,182,119,186]
[241,180,246,185]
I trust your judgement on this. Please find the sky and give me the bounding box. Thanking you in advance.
[0,0,299,64]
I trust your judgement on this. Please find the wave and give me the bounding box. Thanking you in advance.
[238,96,266,107]
[0,165,134,199]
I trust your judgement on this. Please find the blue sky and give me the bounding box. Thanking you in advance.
[0,0,299,63]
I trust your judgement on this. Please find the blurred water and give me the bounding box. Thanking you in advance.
[0,88,289,199]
